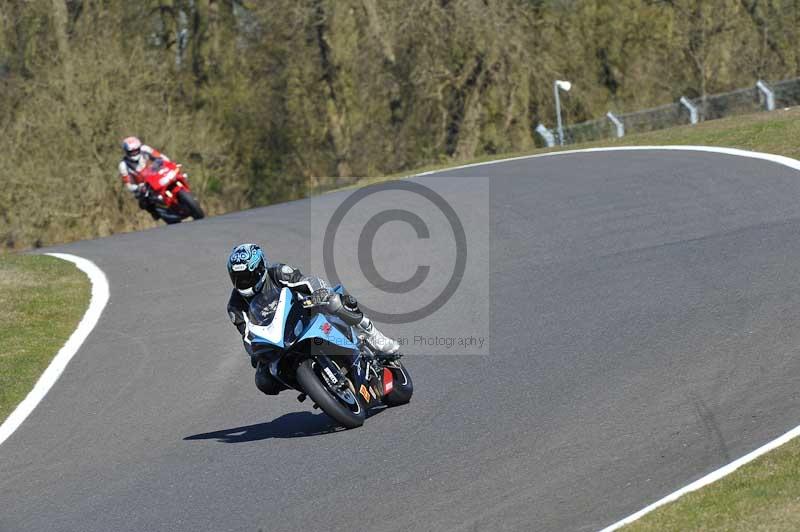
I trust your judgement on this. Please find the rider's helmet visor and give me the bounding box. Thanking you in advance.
[231,261,266,292]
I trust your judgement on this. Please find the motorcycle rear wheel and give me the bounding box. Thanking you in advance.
[296,358,365,429]
[177,190,205,220]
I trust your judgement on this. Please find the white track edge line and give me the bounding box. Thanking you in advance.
[598,423,800,531]
[415,145,800,531]
[0,253,109,447]
[411,145,800,176]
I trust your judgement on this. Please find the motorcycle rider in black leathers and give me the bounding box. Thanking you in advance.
[226,243,400,396]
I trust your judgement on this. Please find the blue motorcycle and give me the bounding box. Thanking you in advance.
[243,283,413,429]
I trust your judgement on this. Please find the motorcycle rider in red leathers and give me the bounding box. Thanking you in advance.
[118,136,169,219]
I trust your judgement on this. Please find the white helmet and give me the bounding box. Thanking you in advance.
[122,136,142,163]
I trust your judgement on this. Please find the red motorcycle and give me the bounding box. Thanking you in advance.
[138,159,205,224]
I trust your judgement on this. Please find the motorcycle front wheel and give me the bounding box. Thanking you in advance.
[296,358,365,429]
[177,190,205,220]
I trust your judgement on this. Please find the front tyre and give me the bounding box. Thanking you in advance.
[383,362,413,406]
[296,359,365,429]
[177,190,205,220]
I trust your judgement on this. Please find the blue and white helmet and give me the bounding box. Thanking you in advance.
[227,243,268,298]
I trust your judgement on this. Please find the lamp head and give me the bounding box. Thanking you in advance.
[556,80,572,91]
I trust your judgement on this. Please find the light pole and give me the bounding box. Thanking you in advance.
[554,79,572,146]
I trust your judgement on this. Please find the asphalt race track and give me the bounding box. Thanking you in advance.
[5,150,800,531]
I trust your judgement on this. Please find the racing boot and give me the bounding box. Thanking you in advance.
[326,293,401,360]
[358,317,400,361]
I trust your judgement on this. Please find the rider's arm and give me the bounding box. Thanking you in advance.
[227,290,255,357]
[142,145,170,162]
[118,161,138,192]
[227,291,248,336]
[269,264,328,295]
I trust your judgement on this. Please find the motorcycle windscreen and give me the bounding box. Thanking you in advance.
[247,282,282,326]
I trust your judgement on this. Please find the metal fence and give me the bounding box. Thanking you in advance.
[541,77,800,147]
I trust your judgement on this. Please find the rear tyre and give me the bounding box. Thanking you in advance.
[296,358,365,429]
[383,362,413,406]
[177,190,205,220]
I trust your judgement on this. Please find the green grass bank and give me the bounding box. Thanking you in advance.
[0,254,90,423]
[395,106,800,180]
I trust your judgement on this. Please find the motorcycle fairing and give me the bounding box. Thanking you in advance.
[298,313,358,351]
[244,284,376,402]
[246,287,293,348]
[139,158,194,221]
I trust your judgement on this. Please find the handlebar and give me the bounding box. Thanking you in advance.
[300,291,331,309]
[301,297,327,309]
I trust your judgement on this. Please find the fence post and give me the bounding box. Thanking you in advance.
[176,28,188,67]
[756,80,776,111]
[606,112,625,138]
[679,96,699,125]
[535,124,556,148]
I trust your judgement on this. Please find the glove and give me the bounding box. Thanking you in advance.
[134,183,148,198]
[311,288,331,306]
[125,183,139,193]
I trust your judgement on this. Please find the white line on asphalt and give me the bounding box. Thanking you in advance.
[598,423,800,531]
[0,253,109,447]
[415,145,800,531]
[411,145,800,176]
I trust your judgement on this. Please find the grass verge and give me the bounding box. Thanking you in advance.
[0,254,90,423]
[624,437,800,531]
[353,106,800,187]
